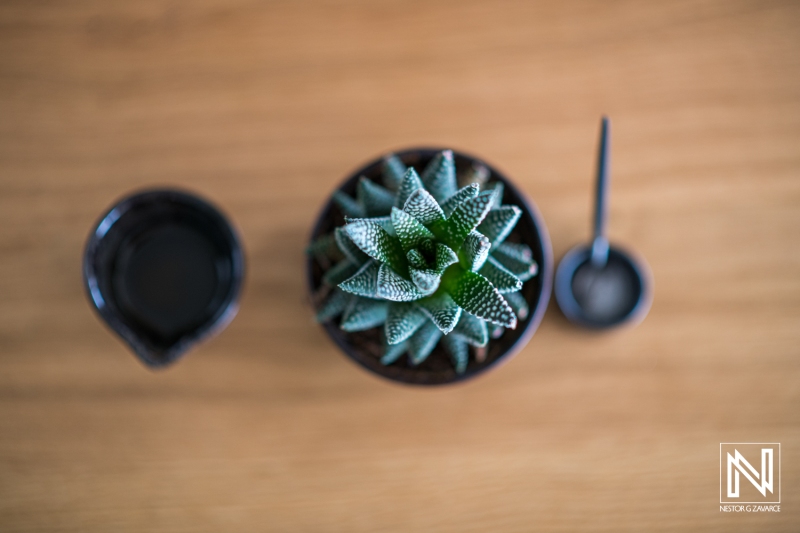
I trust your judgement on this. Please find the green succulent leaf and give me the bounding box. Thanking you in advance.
[332,190,366,218]
[434,243,459,272]
[381,339,408,365]
[492,242,538,281]
[323,259,359,286]
[432,190,495,249]
[503,290,529,320]
[477,205,521,247]
[446,268,517,328]
[407,320,443,365]
[344,219,408,277]
[403,188,446,226]
[485,181,504,210]
[395,167,424,209]
[384,302,427,345]
[382,154,407,191]
[316,288,352,322]
[340,297,389,332]
[357,177,395,217]
[339,260,379,297]
[407,248,426,269]
[440,183,480,217]
[450,312,489,346]
[345,215,395,236]
[417,291,462,334]
[441,334,469,374]
[390,207,435,253]
[306,233,340,261]
[478,255,523,293]
[334,227,369,266]
[410,267,441,294]
[420,150,457,203]
[461,230,491,272]
[376,263,423,301]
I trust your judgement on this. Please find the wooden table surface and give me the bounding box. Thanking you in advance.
[1,1,799,531]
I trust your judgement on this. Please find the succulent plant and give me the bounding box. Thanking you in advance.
[309,150,538,374]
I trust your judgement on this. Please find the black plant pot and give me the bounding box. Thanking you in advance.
[307,148,553,385]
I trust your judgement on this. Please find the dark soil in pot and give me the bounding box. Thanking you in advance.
[307,148,552,385]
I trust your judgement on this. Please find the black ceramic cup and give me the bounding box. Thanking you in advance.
[307,148,553,385]
[83,189,244,367]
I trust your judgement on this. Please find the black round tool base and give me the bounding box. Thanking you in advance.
[554,244,651,329]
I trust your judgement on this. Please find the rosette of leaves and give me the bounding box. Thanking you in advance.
[309,150,538,374]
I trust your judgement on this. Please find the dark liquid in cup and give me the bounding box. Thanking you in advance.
[112,223,227,342]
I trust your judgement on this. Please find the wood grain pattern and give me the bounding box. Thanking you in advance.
[1,1,799,531]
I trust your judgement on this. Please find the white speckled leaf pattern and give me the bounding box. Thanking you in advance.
[417,291,462,334]
[440,183,480,217]
[449,270,517,328]
[340,297,389,332]
[492,242,538,281]
[420,149,457,203]
[344,219,408,277]
[394,167,424,208]
[382,155,407,191]
[450,311,489,346]
[410,268,440,294]
[344,216,395,236]
[434,190,494,249]
[479,255,523,293]
[434,243,459,272]
[339,260,380,297]
[310,150,538,374]
[384,303,427,344]
[390,207,434,252]
[407,320,443,365]
[441,334,469,374]
[334,227,369,266]
[403,188,445,226]
[462,230,491,272]
[477,205,521,246]
[376,263,423,301]
[407,248,426,269]
[357,177,395,217]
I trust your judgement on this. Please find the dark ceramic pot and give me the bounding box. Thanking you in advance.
[83,189,245,368]
[307,148,552,385]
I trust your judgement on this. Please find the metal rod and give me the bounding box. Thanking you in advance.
[591,116,611,268]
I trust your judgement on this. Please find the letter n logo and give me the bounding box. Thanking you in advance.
[720,443,780,504]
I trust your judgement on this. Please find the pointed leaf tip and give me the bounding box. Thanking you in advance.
[403,188,445,226]
[382,154,407,191]
[391,207,434,252]
[447,270,517,328]
[343,219,408,277]
[441,183,480,217]
[420,150,457,203]
[394,167,424,209]
[357,177,395,217]
[384,303,427,345]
